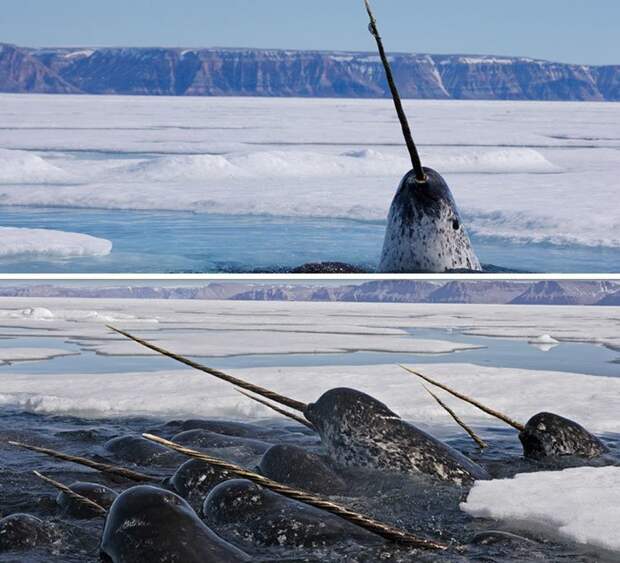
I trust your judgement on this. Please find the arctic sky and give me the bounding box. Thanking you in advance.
[1,0,618,65]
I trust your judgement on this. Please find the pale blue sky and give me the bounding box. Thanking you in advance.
[1,0,617,65]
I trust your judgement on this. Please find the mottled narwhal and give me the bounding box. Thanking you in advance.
[100,485,251,563]
[402,367,608,460]
[363,0,481,273]
[109,327,489,485]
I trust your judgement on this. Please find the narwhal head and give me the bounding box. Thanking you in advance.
[304,388,402,456]
[402,368,608,461]
[305,387,398,435]
[379,168,481,273]
[518,412,608,461]
[362,0,481,274]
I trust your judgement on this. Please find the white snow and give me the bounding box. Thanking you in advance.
[63,49,95,59]
[529,334,560,344]
[0,299,617,432]
[0,227,112,259]
[528,334,560,352]
[12,307,55,320]
[0,95,617,248]
[0,307,157,324]
[0,148,73,184]
[0,362,618,435]
[0,348,75,363]
[87,333,482,358]
[458,57,516,65]
[461,467,620,554]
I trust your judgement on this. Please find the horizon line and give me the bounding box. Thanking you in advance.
[4,42,617,68]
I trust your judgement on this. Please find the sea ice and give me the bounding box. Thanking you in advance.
[0,227,112,259]
[0,148,73,184]
[0,362,618,436]
[0,348,75,363]
[0,95,617,249]
[0,300,617,437]
[528,334,560,352]
[461,467,620,554]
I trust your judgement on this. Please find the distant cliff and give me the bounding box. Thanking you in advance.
[1,281,618,305]
[0,43,618,101]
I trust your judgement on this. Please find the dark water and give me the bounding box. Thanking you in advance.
[1,407,618,563]
[0,206,619,273]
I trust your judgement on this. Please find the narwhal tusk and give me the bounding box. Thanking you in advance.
[106,325,307,413]
[400,366,526,432]
[422,385,487,449]
[236,389,316,431]
[33,470,108,518]
[363,0,426,183]
[143,433,449,550]
[9,441,157,482]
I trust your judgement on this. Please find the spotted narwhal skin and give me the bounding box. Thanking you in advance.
[100,485,250,563]
[304,388,489,485]
[379,168,481,273]
[519,412,608,460]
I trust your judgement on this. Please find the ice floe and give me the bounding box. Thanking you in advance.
[0,95,617,248]
[0,148,73,184]
[0,227,112,259]
[0,348,75,363]
[461,467,620,554]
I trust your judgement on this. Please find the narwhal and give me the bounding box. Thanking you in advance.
[363,0,481,273]
[108,326,489,485]
[401,367,609,460]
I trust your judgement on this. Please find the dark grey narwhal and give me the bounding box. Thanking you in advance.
[109,327,489,485]
[363,0,481,273]
[403,367,608,460]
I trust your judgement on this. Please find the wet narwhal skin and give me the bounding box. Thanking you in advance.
[379,168,481,273]
[103,435,182,467]
[100,485,250,563]
[171,429,272,455]
[519,412,608,460]
[203,479,382,549]
[258,444,347,495]
[56,481,118,519]
[164,459,235,512]
[0,514,54,552]
[305,388,489,485]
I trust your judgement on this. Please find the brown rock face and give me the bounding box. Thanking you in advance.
[1,44,618,100]
[0,44,80,94]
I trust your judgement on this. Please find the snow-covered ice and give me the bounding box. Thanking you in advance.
[0,299,617,433]
[86,333,482,357]
[461,467,620,554]
[0,227,112,259]
[0,95,618,250]
[0,348,76,363]
[528,334,560,352]
[0,148,73,184]
[0,361,618,435]
[0,298,617,350]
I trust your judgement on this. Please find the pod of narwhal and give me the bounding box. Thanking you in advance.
[108,326,608,469]
[12,433,449,553]
[401,367,608,460]
[107,326,489,485]
[362,0,481,273]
